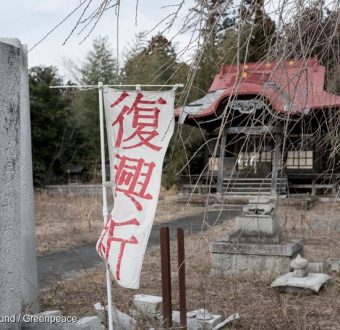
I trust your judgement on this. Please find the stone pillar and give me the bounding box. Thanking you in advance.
[0,39,38,327]
[19,44,39,312]
[217,131,226,193]
[0,39,22,329]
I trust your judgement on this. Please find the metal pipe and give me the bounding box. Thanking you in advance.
[160,227,172,328]
[98,82,114,330]
[177,228,187,329]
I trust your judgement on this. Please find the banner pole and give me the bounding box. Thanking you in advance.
[98,81,114,330]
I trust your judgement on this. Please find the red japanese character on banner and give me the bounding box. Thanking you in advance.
[114,154,155,211]
[97,215,140,280]
[111,92,166,151]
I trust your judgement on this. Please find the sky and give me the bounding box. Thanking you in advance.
[0,0,194,78]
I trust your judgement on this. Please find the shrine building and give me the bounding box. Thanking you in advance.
[176,58,340,196]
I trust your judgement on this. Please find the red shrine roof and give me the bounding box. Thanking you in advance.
[176,58,340,123]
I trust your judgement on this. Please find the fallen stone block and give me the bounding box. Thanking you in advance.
[133,294,162,317]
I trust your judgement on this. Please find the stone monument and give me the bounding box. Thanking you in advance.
[210,197,303,275]
[0,38,38,328]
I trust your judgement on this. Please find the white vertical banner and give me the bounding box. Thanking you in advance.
[96,88,175,289]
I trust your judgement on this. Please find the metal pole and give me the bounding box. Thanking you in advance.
[160,227,172,328]
[98,82,114,330]
[217,130,227,193]
[177,228,187,329]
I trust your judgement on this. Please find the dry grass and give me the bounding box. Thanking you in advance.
[37,193,340,329]
[35,191,205,255]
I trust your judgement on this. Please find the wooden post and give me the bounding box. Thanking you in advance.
[160,227,172,328]
[217,131,227,193]
[177,228,187,329]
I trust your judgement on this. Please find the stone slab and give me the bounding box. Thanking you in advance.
[227,231,281,244]
[210,239,303,256]
[271,272,330,292]
[236,215,280,235]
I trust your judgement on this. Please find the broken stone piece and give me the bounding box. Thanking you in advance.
[172,309,223,330]
[271,272,330,293]
[213,313,240,330]
[133,294,162,317]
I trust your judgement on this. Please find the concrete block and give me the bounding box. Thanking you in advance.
[236,215,280,235]
[172,309,224,330]
[248,197,271,204]
[75,316,103,330]
[243,203,274,215]
[133,294,162,317]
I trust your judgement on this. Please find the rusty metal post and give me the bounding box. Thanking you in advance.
[177,228,187,329]
[160,226,172,327]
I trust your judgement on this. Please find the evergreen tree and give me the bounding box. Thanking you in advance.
[72,36,118,179]
[29,66,77,186]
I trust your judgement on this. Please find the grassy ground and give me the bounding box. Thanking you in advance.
[36,193,340,329]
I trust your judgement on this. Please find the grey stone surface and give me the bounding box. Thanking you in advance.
[248,197,270,204]
[236,215,280,235]
[75,316,103,330]
[325,258,340,273]
[243,203,274,215]
[271,272,330,293]
[307,262,324,273]
[0,38,22,330]
[111,307,136,329]
[172,309,224,330]
[210,239,303,256]
[19,42,38,312]
[93,303,105,324]
[133,294,162,317]
[211,252,295,275]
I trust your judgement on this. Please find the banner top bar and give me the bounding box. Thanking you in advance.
[50,83,184,91]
